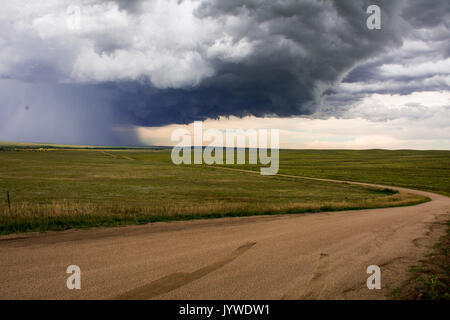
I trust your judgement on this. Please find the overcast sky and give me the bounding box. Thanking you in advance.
[0,0,449,149]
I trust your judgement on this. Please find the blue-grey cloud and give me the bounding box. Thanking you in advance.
[0,0,448,144]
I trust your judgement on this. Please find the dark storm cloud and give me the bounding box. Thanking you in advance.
[1,0,449,144]
[110,0,405,126]
[401,0,450,28]
[325,0,450,111]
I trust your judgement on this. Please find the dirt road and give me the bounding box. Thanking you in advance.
[0,174,449,299]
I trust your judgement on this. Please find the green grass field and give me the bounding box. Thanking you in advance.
[2,145,447,299]
[0,146,436,234]
[223,149,450,197]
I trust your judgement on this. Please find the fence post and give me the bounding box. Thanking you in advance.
[7,191,10,212]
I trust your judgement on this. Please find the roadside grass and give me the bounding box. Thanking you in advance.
[0,191,426,234]
[390,221,450,300]
[0,148,428,235]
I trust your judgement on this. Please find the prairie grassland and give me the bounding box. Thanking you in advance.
[221,149,450,196]
[0,148,427,234]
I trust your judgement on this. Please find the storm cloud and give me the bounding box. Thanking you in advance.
[0,0,448,144]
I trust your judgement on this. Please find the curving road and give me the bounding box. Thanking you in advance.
[0,172,449,299]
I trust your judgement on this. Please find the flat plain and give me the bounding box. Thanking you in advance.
[0,145,449,299]
[0,147,431,234]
